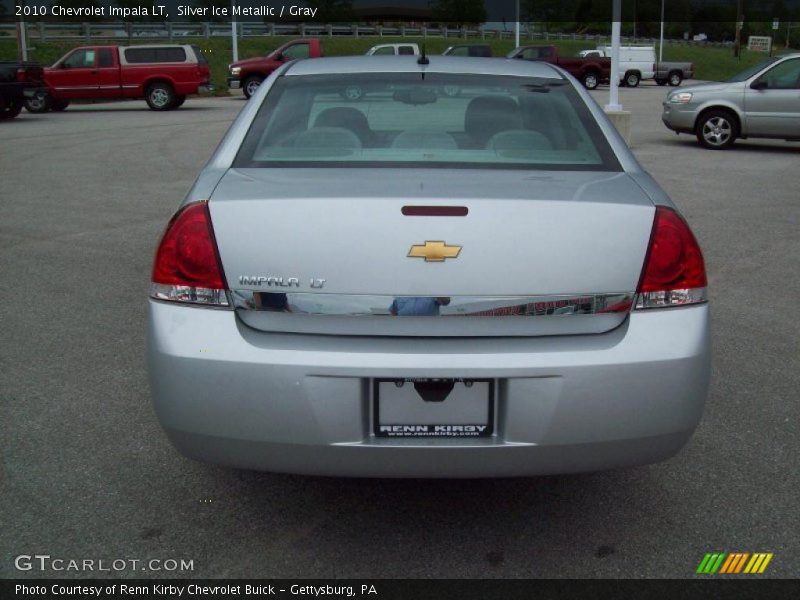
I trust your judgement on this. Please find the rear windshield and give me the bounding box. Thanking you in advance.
[124,47,187,64]
[234,73,620,171]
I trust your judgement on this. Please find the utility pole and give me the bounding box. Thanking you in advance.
[734,0,744,58]
[606,0,622,112]
[515,0,520,49]
[17,0,28,62]
[659,0,665,63]
[231,0,239,63]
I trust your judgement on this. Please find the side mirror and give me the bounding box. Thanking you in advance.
[275,53,285,62]
[750,79,768,90]
[61,63,71,69]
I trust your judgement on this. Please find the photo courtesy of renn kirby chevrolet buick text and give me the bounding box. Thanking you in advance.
[147,53,710,477]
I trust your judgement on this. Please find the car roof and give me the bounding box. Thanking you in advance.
[285,55,562,78]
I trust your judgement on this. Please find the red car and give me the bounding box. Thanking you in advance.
[26,44,212,113]
[227,39,324,98]
[508,45,612,90]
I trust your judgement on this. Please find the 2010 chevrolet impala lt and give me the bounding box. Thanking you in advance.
[147,55,711,477]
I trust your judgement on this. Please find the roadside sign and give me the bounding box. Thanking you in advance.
[748,36,773,52]
[773,19,779,30]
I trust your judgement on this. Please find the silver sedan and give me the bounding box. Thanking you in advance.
[147,56,710,477]
[662,53,800,149]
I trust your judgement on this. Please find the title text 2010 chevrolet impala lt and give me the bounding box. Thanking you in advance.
[147,56,710,477]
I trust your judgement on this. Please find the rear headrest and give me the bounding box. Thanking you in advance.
[464,96,523,147]
[314,107,374,145]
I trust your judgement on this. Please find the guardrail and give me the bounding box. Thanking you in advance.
[0,21,735,47]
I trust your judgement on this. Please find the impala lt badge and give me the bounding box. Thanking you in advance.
[408,241,462,262]
[238,276,325,289]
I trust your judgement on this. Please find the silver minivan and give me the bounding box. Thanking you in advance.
[662,53,800,149]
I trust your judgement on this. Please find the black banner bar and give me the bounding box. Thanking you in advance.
[3,1,799,24]
[2,579,800,600]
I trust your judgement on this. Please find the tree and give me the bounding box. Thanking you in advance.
[431,0,487,26]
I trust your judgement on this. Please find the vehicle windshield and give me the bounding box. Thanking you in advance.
[234,73,620,171]
[726,57,780,82]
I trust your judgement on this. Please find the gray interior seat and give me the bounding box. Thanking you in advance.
[464,96,523,148]
[391,131,459,150]
[488,130,553,152]
[314,107,375,146]
[292,127,361,151]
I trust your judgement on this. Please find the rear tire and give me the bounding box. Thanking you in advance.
[668,71,683,86]
[24,93,51,113]
[242,76,263,99]
[696,109,738,150]
[581,71,599,90]
[0,97,24,119]
[50,99,70,112]
[145,82,176,111]
[624,71,641,87]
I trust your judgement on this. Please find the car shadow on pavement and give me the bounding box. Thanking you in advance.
[659,136,800,154]
[175,463,669,576]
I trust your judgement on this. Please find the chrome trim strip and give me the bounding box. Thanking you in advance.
[230,291,634,317]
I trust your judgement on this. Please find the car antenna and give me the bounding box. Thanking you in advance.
[418,44,429,66]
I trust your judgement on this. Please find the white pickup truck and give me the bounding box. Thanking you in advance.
[579,46,693,87]
[365,43,420,56]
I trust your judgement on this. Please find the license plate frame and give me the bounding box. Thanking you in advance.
[373,378,494,439]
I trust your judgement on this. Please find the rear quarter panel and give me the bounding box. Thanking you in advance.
[121,63,203,97]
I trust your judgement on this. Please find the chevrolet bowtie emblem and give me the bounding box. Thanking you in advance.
[407,241,462,262]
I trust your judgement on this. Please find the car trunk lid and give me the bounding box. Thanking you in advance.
[209,168,655,337]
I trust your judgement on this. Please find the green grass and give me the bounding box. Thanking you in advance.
[1,35,792,94]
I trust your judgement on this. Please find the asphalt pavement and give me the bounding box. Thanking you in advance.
[1,84,798,579]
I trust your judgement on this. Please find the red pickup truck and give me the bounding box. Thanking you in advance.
[507,45,611,90]
[26,44,212,113]
[228,39,324,98]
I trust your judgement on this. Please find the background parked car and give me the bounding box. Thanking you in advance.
[228,39,323,99]
[365,43,419,56]
[581,46,693,87]
[662,53,800,149]
[0,61,46,119]
[442,44,493,58]
[25,44,211,112]
[507,45,610,89]
[654,61,695,87]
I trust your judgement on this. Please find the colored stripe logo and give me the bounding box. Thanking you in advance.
[697,552,773,574]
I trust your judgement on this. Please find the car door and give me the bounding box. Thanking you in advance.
[281,42,311,61]
[744,57,800,137]
[48,48,99,99]
[95,47,121,98]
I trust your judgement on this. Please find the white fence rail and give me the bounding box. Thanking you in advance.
[0,21,735,47]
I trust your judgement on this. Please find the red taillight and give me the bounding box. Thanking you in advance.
[635,206,707,309]
[150,201,229,306]
[16,68,27,83]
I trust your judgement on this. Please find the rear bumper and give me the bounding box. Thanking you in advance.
[147,301,711,477]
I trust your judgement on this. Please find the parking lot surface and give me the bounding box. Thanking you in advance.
[1,85,798,578]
